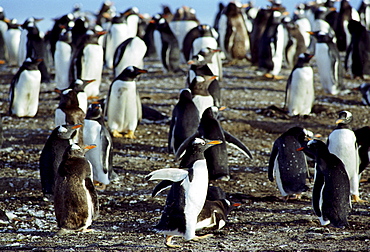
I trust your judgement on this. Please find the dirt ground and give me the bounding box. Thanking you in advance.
[0,57,369,251]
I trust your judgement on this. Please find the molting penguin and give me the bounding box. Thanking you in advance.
[84,102,114,190]
[284,53,314,116]
[217,1,250,61]
[268,127,311,200]
[54,143,99,236]
[4,19,21,66]
[105,66,147,138]
[309,31,344,95]
[284,19,307,69]
[113,36,147,77]
[9,57,42,117]
[147,138,222,248]
[39,124,82,199]
[168,88,200,155]
[69,30,106,98]
[327,111,363,202]
[299,139,351,228]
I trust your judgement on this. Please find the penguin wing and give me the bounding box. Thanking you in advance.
[8,66,23,113]
[268,142,279,182]
[136,91,142,122]
[100,127,111,174]
[151,180,174,197]
[328,44,341,84]
[85,177,99,219]
[223,130,253,159]
[284,72,293,110]
[113,38,133,69]
[312,168,325,218]
[146,168,188,182]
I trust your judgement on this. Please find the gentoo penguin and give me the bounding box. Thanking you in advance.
[4,19,21,66]
[39,124,82,199]
[217,1,250,61]
[358,0,370,30]
[354,83,370,106]
[18,17,41,66]
[0,6,8,63]
[54,22,73,90]
[327,111,363,202]
[147,138,222,248]
[336,0,360,52]
[181,106,252,180]
[284,20,307,69]
[284,53,314,116]
[84,102,114,190]
[9,57,42,117]
[69,30,106,98]
[354,126,370,175]
[268,127,311,200]
[47,13,74,59]
[309,31,344,95]
[105,66,147,138]
[168,89,200,155]
[345,20,370,79]
[113,36,147,77]
[55,88,85,145]
[67,79,96,114]
[299,139,351,228]
[54,143,99,236]
[293,3,312,49]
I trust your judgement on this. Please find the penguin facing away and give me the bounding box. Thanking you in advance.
[268,127,311,200]
[299,139,351,228]
[327,111,364,203]
[105,66,147,138]
[284,53,314,116]
[9,57,42,117]
[54,143,99,236]
[147,138,222,248]
[39,124,82,200]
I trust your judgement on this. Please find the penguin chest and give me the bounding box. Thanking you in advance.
[5,29,21,65]
[81,44,103,95]
[288,67,314,115]
[11,70,41,117]
[107,81,140,132]
[54,41,72,90]
[270,24,285,75]
[315,43,337,93]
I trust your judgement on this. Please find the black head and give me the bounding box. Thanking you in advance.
[189,75,216,96]
[70,79,96,93]
[115,66,147,81]
[284,127,313,142]
[58,89,79,108]
[179,88,192,101]
[335,111,352,125]
[56,124,82,139]
[298,139,330,157]
[85,102,103,120]
[201,106,219,121]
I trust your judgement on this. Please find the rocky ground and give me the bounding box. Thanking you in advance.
[0,57,369,251]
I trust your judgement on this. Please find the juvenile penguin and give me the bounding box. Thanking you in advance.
[268,127,311,200]
[147,138,222,248]
[327,111,363,202]
[113,36,147,77]
[299,139,351,228]
[39,124,82,199]
[284,53,314,116]
[9,57,42,117]
[68,78,96,114]
[54,143,99,235]
[105,66,147,138]
[309,31,344,95]
[84,102,114,190]
[168,88,200,155]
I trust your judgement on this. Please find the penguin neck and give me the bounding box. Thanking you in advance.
[180,151,206,168]
[335,123,351,130]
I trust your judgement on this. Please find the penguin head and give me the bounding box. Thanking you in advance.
[298,139,329,158]
[116,66,147,81]
[56,124,82,139]
[59,143,96,177]
[189,75,216,96]
[201,106,219,120]
[86,102,103,120]
[179,88,192,101]
[72,79,96,92]
[335,111,353,125]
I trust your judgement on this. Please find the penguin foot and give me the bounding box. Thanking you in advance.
[123,130,136,139]
[263,73,284,80]
[55,228,71,236]
[352,195,367,203]
[165,235,181,248]
[87,96,100,100]
[191,234,213,241]
[94,181,107,191]
[112,130,123,138]
[80,228,94,233]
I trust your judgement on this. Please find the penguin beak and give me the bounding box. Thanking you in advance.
[207,140,222,145]
[335,119,344,124]
[84,144,97,150]
[209,76,218,81]
[86,79,96,84]
[219,106,227,111]
[187,60,195,65]
[138,69,148,73]
[72,124,83,129]
[296,147,305,151]
[307,31,315,35]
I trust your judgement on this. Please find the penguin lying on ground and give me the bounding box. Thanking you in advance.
[268,127,312,201]
[298,139,351,228]
[39,124,82,200]
[147,138,222,248]
[54,143,99,236]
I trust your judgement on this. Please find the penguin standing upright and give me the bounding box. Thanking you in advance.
[68,78,96,114]
[4,19,21,66]
[299,139,351,228]
[189,75,217,117]
[336,0,360,52]
[69,30,106,98]
[9,57,42,117]
[105,66,147,138]
[113,36,147,77]
[309,31,344,95]
[54,143,99,235]
[354,126,370,175]
[284,20,307,69]
[84,102,114,190]
[355,82,370,106]
[327,111,363,202]
[217,1,249,61]
[147,138,222,248]
[293,3,312,49]
[39,124,82,199]
[168,88,200,155]
[268,127,311,200]
[285,53,314,116]
[358,0,370,30]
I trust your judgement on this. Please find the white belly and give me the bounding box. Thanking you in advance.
[315,43,339,95]
[81,44,104,97]
[4,29,21,66]
[192,95,214,118]
[105,23,130,69]
[54,41,72,90]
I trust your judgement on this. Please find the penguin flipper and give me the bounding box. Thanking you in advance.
[152,180,174,197]
[284,73,293,110]
[268,143,279,182]
[312,169,325,218]
[146,168,188,182]
[223,130,253,159]
[100,128,110,174]
[136,91,142,122]
[85,177,99,219]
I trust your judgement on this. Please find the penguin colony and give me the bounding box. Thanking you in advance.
[0,0,370,248]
